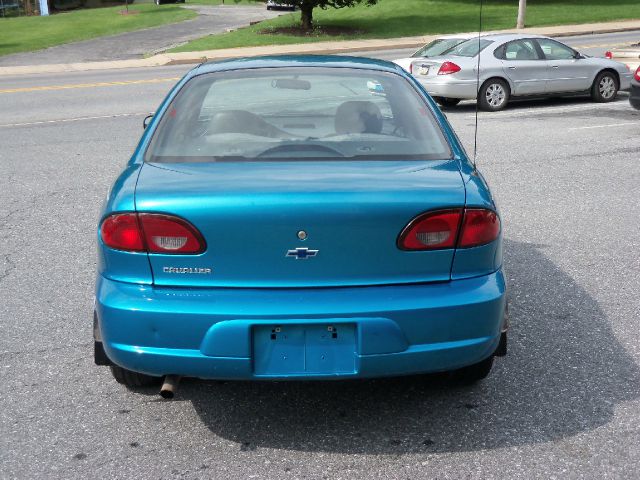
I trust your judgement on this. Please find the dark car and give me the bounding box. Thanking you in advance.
[631,66,640,109]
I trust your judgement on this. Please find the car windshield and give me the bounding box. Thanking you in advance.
[145,67,452,163]
[441,38,493,57]
[412,38,467,58]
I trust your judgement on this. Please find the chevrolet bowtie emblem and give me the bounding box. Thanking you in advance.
[286,247,319,260]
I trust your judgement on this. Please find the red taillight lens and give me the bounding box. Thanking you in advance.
[438,61,461,75]
[100,213,145,252]
[398,209,462,250]
[409,62,413,74]
[634,66,640,82]
[458,209,501,248]
[139,214,205,254]
[100,213,205,254]
[605,51,612,59]
[398,208,500,251]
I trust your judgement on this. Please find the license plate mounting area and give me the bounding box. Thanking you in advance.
[253,324,357,376]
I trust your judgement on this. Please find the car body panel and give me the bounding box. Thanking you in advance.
[96,56,506,381]
[502,59,548,95]
[97,164,154,285]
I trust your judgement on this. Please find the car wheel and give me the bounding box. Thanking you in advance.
[452,355,494,384]
[591,71,618,103]
[478,78,510,111]
[109,365,162,388]
[433,97,461,108]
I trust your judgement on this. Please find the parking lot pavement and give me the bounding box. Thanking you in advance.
[1,70,640,478]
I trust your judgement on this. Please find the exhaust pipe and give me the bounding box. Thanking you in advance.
[160,375,181,399]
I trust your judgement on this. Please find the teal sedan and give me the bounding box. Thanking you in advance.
[94,56,507,396]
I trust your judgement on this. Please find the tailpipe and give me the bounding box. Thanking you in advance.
[160,375,181,399]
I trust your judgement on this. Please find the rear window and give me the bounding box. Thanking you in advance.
[145,67,452,163]
[412,38,467,58]
[441,38,493,57]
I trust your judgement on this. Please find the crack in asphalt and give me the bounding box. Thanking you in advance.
[0,253,15,284]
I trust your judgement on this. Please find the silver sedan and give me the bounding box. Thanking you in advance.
[395,33,633,111]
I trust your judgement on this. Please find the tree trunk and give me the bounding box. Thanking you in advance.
[300,3,313,30]
[516,0,527,29]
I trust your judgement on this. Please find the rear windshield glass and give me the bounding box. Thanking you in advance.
[412,38,467,58]
[145,67,452,163]
[442,38,493,57]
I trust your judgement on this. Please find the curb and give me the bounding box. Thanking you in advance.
[1,20,639,76]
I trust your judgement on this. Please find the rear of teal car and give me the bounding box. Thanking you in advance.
[94,57,507,390]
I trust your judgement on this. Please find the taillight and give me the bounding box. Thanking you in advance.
[100,213,205,254]
[398,209,462,250]
[409,62,413,74]
[635,66,640,82]
[100,213,145,252]
[458,208,500,248]
[605,51,612,59]
[398,208,500,251]
[438,61,461,75]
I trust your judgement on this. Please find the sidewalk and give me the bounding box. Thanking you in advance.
[1,19,639,76]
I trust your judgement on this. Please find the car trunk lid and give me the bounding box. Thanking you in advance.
[135,160,465,288]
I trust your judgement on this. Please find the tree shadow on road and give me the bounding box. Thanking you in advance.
[185,239,640,454]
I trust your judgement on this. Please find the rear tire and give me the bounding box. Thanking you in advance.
[452,355,494,384]
[478,78,510,111]
[433,97,461,108]
[591,71,618,103]
[109,365,161,388]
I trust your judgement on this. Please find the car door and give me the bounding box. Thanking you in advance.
[498,39,547,95]
[536,38,593,93]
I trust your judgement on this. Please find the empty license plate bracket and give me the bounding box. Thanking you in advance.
[253,324,357,376]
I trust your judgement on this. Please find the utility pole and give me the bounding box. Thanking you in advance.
[517,0,526,29]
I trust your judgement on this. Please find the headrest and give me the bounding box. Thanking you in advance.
[334,101,383,135]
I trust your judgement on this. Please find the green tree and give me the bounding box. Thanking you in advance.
[272,0,378,30]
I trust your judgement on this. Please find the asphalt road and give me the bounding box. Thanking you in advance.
[1,31,640,479]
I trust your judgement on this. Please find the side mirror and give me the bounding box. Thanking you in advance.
[143,113,153,129]
[574,52,585,60]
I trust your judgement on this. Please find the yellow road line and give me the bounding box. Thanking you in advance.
[0,77,180,94]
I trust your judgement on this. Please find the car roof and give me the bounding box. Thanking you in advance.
[194,55,404,76]
[478,32,547,42]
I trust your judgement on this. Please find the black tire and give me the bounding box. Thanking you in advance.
[591,71,618,103]
[433,97,461,108]
[109,365,161,387]
[452,355,494,384]
[478,78,510,111]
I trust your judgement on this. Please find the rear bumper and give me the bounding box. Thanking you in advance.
[96,270,506,380]
[630,82,640,109]
[619,72,633,91]
[416,77,478,99]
